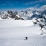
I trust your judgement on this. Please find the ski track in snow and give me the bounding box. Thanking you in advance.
[0,19,46,46]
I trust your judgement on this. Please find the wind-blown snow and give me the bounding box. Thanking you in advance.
[0,19,46,46]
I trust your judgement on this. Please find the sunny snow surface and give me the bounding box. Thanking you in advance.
[0,19,46,46]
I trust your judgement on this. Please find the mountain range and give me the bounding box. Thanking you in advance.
[0,5,46,20]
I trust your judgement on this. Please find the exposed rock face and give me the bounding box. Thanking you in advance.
[1,13,8,19]
[15,16,24,20]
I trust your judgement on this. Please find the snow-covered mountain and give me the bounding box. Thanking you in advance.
[0,5,46,20]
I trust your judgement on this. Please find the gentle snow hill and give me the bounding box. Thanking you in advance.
[0,19,41,39]
[0,19,34,27]
[0,19,46,46]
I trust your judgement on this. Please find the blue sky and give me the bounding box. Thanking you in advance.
[0,0,46,10]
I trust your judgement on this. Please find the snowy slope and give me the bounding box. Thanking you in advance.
[0,19,33,27]
[0,19,46,46]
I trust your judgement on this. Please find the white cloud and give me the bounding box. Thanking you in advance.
[2,4,6,5]
[23,0,46,5]
[38,0,46,3]
[16,2,18,3]
[7,2,14,5]
[39,0,46,2]
[23,1,39,5]
[38,5,46,11]
[26,5,46,11]
[34,4,39,8]
[23,1,38,5]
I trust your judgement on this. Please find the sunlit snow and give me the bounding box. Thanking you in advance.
[0,19,46,46]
